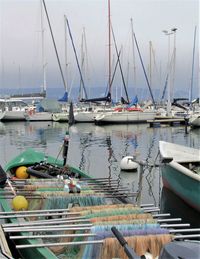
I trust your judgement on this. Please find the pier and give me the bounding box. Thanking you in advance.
[147,117,187,127]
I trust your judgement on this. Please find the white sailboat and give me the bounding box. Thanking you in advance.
[95,107,156,124]
[25,111,52,121]
[74,105,113,123]
[24,0,51,122]
[189,112,200,127]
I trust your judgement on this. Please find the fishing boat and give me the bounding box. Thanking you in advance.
[0,146,199,258]
[159,141,200,212]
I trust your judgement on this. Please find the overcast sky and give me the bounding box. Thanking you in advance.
[0,0,199,99]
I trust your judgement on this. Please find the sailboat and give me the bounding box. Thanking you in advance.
[189,27,200,128]
[72,0,114,123]
[94,17,156,125]
[26,0,69,122]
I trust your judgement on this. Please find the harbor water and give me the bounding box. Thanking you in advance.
[0,121,199,228]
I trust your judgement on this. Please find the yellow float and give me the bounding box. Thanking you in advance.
[15,166,28,179]
[12,195,28,211]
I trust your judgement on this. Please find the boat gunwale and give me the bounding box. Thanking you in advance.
[168,160,200,182]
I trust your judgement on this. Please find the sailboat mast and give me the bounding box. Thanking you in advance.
[130,18,136,87]
[149,41,152,89]
[131,19,156,107]
[40,0,46,95]
[42,0,67,91]
[108,0,111,93]
[80,31,84,99]
[65,16,88,99]
[190,25,197,103]
[64,15,68,92]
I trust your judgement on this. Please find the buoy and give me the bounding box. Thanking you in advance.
[12,195,29,211]
[120,156,138,172]
[15,166,29,179]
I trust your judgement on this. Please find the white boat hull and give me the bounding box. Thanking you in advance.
[0,111,5,120]
[74,111,99,122]
[52,113,68,122]
[190,114,200,127]
[25,112,53,121]
[95,110,156,124]
[1,111,26,121]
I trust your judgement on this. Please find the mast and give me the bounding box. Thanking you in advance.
[64,15,68,92]
[190,25,197,103]
[40,0,46,96]
[149,41,152,89]
[108,0,111,93]
[130,18,136,87]
[65,16,88,99]
[42,0,67,92]
[111,25,129,103]
[131,19,156,107]
[80,30,84,100]
[18,65,21,90]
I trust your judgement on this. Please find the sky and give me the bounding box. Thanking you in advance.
[0,0,199,100]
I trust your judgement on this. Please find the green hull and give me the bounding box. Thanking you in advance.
[162,163,200,212]
[4,148,90,178]
[1,149,91,259]
[5,148,63,172]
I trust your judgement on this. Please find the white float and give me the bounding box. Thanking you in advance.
[120,156,138,172]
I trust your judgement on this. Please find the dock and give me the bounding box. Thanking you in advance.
[148,117,188,127]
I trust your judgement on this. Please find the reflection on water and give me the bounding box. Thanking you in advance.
[0,122,199,210]
[161,187,200,228]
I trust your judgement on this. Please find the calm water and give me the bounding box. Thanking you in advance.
[0,121,199,226]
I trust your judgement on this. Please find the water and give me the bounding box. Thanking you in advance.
[0,121,199,226]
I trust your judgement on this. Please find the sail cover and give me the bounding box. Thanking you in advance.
[80,92,111,103]
[58,92,68,102]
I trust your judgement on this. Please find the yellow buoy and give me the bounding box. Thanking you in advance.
[15,166,28,179]
[12,195,29,211]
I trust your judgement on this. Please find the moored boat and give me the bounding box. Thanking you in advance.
[159,141,200,212]
[0,98,28,121]
[25,111,53,121]
[74,106,113,123]
[94,109,156,125]
[0,149,198,258]
[189,112,200,128]
[0,148,199,258]
[52,112,69,122]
